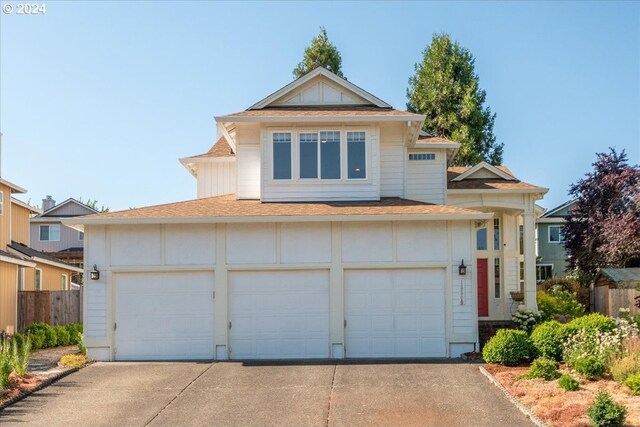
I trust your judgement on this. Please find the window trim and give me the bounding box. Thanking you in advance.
[39,224,61,242]
[548,225,565,243]
[536,264,554,282]
[35,268,42,291]
[79,231,84,241]
[408,152,436,161]
[61,274,68,291]
[272,131,293,181]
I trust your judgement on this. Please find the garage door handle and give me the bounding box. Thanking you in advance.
[114,322,117,331]
[228,321,232,330]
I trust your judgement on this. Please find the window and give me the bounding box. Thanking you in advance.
[537,265,553,282]
[494,258,501,298]
[409,153,435,161]
[493,218,501,250]
[18,267,24,291]
[519,261,525,292]
[347,132,366,179]
[320,131,340,179]
[273,132,292,180]
[477,227,487,250]
[299,132,318,179]
[519,225,524,255]
[79,231,84,241]
[549,225,565,243]
[0,190,3,215]
[39,224,60,241]
[35,268,42,291]
[61,274,68,291]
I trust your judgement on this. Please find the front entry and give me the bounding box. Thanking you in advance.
[477,259,488,316]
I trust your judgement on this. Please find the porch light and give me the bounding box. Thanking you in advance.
[90,265,100,280]
[458,260,467,276]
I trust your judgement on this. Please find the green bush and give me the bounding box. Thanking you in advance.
[54,325,71,346]
[624,373,640,395]
[588,391,627,427]
[482,329,536,366]
[574,355,606,380]
[537,286,585,321]
[512,308,543,334]
[66,323,83,345]
[525,357,560,380]
[11,334,31,377]
[77,333,86,355]
[0,338,12,388]
[558,374,580,391]
[531,321,569,361]
[566,313,617,336]
[28,329,45,350]
[28,323,57,349]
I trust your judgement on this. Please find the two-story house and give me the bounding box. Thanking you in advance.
[68,68,547,361]
[30,196,98,276]
[0,178,82,333]
[536,200,576,281]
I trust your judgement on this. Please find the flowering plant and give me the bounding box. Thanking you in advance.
[512,307,542,334]
[564,319,639,368]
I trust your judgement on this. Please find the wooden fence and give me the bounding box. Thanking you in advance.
[594,286,639,317]
[17,290,83,331]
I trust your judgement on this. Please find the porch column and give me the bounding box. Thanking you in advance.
[523,204,538,311]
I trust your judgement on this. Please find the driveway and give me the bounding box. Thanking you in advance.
[0,361,533,427]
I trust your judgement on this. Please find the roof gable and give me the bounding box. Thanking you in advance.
[540,200,578,218]
[248,67,391,110]
[451,162,516,182]
[38,198,99,217]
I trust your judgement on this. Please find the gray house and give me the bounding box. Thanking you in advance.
[30,196,98,270]
[536,200,576,281]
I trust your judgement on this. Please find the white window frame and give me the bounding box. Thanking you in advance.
[39,224,61,242]
[271,132,293,181]
[548,225,565,243]
[408,153,436,161]
[35,268,42,291]
[536,264,554,282]
[61,274,68,290]
[79,231,84,241]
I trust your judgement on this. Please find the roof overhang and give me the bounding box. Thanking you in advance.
[0,254,36,268]
[448,188,549,195]
[540,199,578,218]
[0,178,27,194]
[11,198,41,214]
[537,217,566,224]
[451,162,516,181]
[215,114,426,123]
[179,156,236,178]
[6,246,83,273]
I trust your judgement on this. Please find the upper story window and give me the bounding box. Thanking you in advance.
[347,132,366,179]
[39,224,60,241]
[409,153,435,160]
[493,218,501,250]
[548,225,565,243]
[299,132,318,179]
[79,231,84,241]
[273,132,292,180]
[320,131,341,179]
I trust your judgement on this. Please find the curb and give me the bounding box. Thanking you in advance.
[479,365,548,427]
[0,367,79,412]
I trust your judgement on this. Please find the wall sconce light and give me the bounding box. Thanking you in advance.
[90,265,100,280]
[458,259,467,276]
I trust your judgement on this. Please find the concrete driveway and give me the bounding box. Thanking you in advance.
[0,361,533,427]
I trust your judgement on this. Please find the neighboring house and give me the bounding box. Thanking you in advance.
[536,200,577,281]
[594,268,640,316]
[30,196,98,273]
[0,179,82,334]
[68,67,548,361]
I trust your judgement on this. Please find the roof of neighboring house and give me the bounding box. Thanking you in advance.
[540,200,578,218]
[596,268,640,287]
[68,194,492,224]
[36,198,99,218]
[187,137,235,159]
[0,178,27,194]
[0,249,35,267]
[8,241,83,272]
[11,197,41,214]
[225,106,421,118]
[447,166,546,192]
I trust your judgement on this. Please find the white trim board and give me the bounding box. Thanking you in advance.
[451,162,516,182]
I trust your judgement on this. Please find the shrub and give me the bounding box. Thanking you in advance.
[60,354,89,368]
[11,334,31,377]
[0,338,12,388]
[531,320,569,361]
[574,355,606,380]
[28,323,57,349]
[558,373,580,391]
[54,325,71,346]
[66,323,83,345]
[537,286,585,321]
[563,327,627,368]
[524,357,560,380]
[588,391,626,427]
[512,307,543,334]
[610,336,640,383]
[624,373,640,395]
[539,277,589,307]
[482,329,535,366]
[566,314,617,336]
[77,333,86,355]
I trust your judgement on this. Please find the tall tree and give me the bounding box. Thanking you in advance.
[563,148,640,278]
[293,27,344,79]
[407,33,503,165]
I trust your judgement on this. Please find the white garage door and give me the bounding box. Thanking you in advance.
[230,270,329,359]
[115,272,214,361]
[345,269,446,358]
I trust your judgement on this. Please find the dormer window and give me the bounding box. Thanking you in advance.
[273,132,292,180]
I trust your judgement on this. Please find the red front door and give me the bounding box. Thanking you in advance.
[477,258,488,317]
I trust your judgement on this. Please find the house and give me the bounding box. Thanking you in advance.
[536,200,576,281]
[0,179,83,333]
[30,196,99,276]
[594,268,640,317]
[67,67,548,361]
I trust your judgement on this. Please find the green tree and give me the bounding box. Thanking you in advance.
[78,197,109,213]
[407,33,503,165]
[293,27,344,79]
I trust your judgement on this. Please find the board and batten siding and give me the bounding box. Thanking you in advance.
[405,148,447,205]
[0,262,18,334]
[379,123,405,197]
[83,219,478,361]
[11,203,31,245]
[196,161,237,198]
[46,202,95,217]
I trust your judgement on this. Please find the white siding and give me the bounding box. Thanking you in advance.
[196,161,236,199]
[270,76,369,106]
[236,144,261,199]
[379,123,405,197]
[110,225,162,267]
[85,225,107,339]
[164,224,216,266]
[405,149,446,204]
[342,222,393,262]
[450,222,475,337]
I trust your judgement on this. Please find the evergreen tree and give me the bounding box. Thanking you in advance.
[407,33,503,165]
[293,27,344,79]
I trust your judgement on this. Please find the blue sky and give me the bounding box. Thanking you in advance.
[1,1,638,211]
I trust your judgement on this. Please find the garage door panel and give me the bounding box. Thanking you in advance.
[230,271,330,359]
[345,269,446,358]
[115,272,214,361]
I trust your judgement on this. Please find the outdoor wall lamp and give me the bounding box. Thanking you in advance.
[90,265,100,280]
[458,259,467,276]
